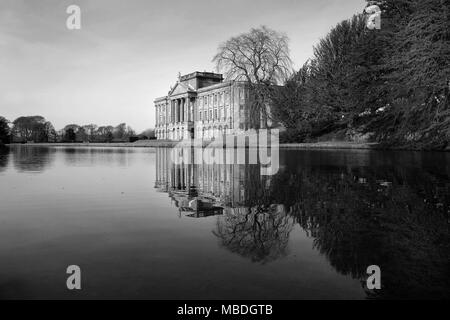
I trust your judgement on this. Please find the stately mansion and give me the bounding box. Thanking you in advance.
[154,71,257,140]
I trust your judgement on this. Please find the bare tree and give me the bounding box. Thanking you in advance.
[213,205,294,264]
[213,26,292,128]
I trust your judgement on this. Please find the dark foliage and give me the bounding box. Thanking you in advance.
[0,116,10,144]
[271,0,450,149]
[11,116,56,143]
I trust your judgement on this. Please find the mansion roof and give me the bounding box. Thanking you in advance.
[155,71,246,102]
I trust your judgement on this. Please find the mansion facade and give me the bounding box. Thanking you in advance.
[154,71,257,140]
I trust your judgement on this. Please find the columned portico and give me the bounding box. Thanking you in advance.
[156,71,250,141]
[155,95,195,140]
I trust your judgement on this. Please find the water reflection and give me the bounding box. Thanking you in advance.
[7,146,141,173]
[0,149,9,173]
[155,148,295,263]
[10,146,56,173]
[156,147,450,299]
[214,206,294,264]
[62,147,137,167]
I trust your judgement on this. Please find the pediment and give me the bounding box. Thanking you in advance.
[168,82,195,97]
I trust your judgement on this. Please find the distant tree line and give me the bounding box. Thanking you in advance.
[0,115,155,143]
[60,123,137,143]
[270,0,449,149]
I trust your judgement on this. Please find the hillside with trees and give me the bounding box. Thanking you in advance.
[271,0,449,150]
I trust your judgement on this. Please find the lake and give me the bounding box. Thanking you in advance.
[0,146,448,299]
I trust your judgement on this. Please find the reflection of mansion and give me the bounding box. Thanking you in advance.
[154,71,260,141]
[155,148,247,211]
[154,148,278,216]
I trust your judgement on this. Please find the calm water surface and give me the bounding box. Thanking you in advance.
[0,146,448,299]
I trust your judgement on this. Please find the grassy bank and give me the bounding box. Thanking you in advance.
[7,140,449,151]
[7,140,178,148]
[7,140,378,149]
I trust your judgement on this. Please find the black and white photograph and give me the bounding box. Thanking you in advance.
[0,0,449,308]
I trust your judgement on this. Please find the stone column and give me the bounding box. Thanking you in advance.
[186,98,190,122]
[190,98,193,122]
[172,100,177,123]
[182,98,185,122]
[166,102,169,124]
[164,102,167,125]
[173,100,176,123]
[187,99,190,122]
[170,100,173,123]
[183,98,188,122]
[181,99,184,122]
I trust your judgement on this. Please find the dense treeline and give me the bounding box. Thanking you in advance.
[0,116,10,145]
[60,123,136,143]
[0,115,153,143]
[272,0,450,149]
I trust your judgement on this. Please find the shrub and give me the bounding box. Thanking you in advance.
[279,128,309,143]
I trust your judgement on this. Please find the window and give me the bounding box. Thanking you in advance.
[214,109,217,120]
[225,91,230,105]
[209,110,212,120]
[199,111,202,121]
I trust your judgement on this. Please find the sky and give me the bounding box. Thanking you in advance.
[0,0,364,132]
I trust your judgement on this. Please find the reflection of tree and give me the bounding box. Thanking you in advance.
[268,150,450,299]
[213,205,294,264]
[0,149,9,173]
[12,146,55,173]
[63,147,132,167]
[211,162,295,264]
[158,147,449,298]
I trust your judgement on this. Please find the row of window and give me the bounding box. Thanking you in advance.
[198,87,247,109]
[157,111,231,125]
[156,87,246,112]
[156,87,247,124]
[199,107,230,121]
[198,91,229,109]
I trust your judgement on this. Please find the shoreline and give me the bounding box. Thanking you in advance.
[5,141,449,152]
